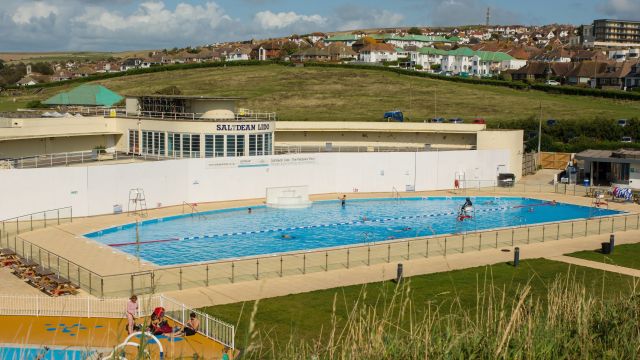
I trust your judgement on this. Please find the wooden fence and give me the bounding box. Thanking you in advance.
[540,152,571,170]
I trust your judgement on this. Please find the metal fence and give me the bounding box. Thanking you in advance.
[0,206,72,237]
[0,294,235,348]
[274,145,473,154]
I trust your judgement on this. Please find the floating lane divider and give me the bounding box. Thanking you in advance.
[108,205,529,247]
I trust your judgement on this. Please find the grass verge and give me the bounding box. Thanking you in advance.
[568,242,640,270]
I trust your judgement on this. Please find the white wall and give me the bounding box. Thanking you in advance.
[0,150,510,218]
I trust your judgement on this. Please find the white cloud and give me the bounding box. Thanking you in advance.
[254,10,326,30]
[334,6,405,31]
[600,0,640,16]
[12,2,59,24]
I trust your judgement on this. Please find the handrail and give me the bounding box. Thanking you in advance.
[391,186,400,200]
[182,201,199,214]
[1,206,72,223]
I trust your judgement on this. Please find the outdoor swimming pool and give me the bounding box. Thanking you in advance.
[0,345,93,360]
[85,197,621,266]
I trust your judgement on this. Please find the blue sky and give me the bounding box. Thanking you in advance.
[1,0,638,51]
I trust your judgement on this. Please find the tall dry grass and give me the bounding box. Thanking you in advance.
[239,269,640,359]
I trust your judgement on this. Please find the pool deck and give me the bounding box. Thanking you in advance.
[14,189,638,276]
[0,315,228,359]
[3,188,640,302]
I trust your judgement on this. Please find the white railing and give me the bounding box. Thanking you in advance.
[137,110,276,122]
[0,294,235,349]
[160,295,235,349]
[5,151,171,169]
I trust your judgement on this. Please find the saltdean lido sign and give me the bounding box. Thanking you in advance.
[216,123,270,131]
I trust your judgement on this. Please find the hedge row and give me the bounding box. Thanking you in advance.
[529,83,640,101]
[302,62,529,90]
[6,60,286,90]
[9,60,640,102]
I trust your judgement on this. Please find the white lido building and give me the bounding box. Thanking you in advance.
[0,95,276,159]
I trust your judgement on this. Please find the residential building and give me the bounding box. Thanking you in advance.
[593,19,640,46]
[120,58,144,71]
[358,43,398,63]
[625,63,640,89]
[609,49,640,62]
[290,48,331,62]
[593,60,638,90]
[224,46,252,61]
[509,62,573,82]
[323,34,360,47]
[252,41,284,61]
[308,32,326,44]
[564,61,610,86]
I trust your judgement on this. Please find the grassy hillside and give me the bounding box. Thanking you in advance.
[2,64,639,122]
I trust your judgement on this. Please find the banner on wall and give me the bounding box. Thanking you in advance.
[205,155,317,170]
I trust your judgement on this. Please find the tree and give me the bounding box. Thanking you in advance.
[408,27,422,35]
[281,42,300,56]
[31,62,53,75]
[361,36,377,45]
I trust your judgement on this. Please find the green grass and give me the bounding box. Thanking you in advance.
[202,258,637,350]
[568,242,640,270]
[2,65,640,121]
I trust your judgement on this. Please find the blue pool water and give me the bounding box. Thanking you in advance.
[86,197,621,266]
[0,346,93,360]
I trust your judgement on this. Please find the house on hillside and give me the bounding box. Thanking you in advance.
[252,41,284,61]
[290,48,331,62]
[327,43,356,61]
[473,51,526,76]
[624,63,640,90]
[565,61,610,86]
[323,34,360,47]
[226,46,251,61]
[358,43,398,63]
[16,75,40,87]
[412,47,448,70]
[593,61,638,90]
[508,62,573,82]
[308,32,326,44]
[121,58,144,71]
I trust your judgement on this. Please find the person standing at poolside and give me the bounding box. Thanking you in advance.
[340,195,347,208]
[126,295,138,334]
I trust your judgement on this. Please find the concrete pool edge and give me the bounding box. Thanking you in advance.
[8,190,640,297]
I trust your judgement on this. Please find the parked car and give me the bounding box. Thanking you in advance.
[546,119,557,126]
[472,118,486,124]
[384,111,404,122]
[622,136,633,143]
[617,119,628,127]
[429,117,446,123]
[449,118,464,124]
[545,80,561,86]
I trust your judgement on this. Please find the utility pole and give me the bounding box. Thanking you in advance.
[434,86,437,119]
[537,101,543,158]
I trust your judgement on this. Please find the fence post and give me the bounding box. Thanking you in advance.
[527,227,530,244]
[479,233,482,250]
[347,249,350,269]
[325,252,328,271]
[57,209,60,225]
[542,226,545,242]
[231,262,235,283]
[426,239,429,258]
[256,259,259,280]
[101,278,104,299]
[557,223,560,240]
[205,265,209,287]
[495,232,498,248]
[368,246,371,265]
[387,244,391,263]
[462,235,465,253]
[625,216,627,231]
[303,254,306,274]
[130,275,134,296]
[599,218,602,234]
[444,237,447,255]
[511,229,514,246]
[44,212,46,228]
[585,220,588,237]
[611,218,614,233]
[407,241,410,260]
[30,215,33,231]
[280,256,283,277]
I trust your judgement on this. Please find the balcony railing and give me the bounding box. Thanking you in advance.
[134,110,276,121]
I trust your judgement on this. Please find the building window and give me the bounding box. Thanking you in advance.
[215,135,224,157]
[249,134,257,156]
[168,132,200,158]
[226,135,236,157]
[140,131,165,156]
[236,135,245,157]
[205,135,214,158]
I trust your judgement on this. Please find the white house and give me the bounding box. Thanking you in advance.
[225,47,251,61]
[411,47,447,70]
[308,32,326,44]
[358,43,398,63]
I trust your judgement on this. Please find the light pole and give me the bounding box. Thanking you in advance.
[537,101,542,167]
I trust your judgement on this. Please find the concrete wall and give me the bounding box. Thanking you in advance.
[275,131,477,149]
[476,130,524,180]
[0,149,511,219]
[0,135,118,158]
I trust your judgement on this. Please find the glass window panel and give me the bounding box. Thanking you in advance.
[215,135,224,157]
[205,135,214,158]
[192,134,200,158]
[236,135,245,157]
[249,134,256,156]
[182,134,190,157]
[226,135,236,157]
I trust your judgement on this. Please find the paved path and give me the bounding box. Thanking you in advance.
[548,255,640,277]
[165,230,640,308]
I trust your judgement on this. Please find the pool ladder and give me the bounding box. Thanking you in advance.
[182,201,205,219]
[392,187,400,200]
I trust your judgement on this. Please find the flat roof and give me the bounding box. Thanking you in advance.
[126,95,246,101]
[575,149,640,164]
[0,132,122,142]
[276,121,486,133]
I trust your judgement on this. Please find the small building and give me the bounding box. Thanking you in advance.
[576,149,640,188]
[358,43,398,63]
